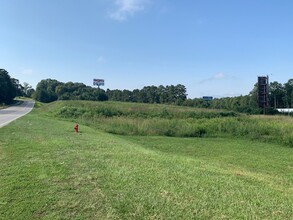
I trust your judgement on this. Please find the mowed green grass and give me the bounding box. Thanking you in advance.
[0,109,292,219]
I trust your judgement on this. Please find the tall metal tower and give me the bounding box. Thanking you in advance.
[257,76,269,114]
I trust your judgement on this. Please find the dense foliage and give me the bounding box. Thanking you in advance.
[269,79,293,108]
[0,69,35,104]
[183,94,260,114]
[34,79,187,105]
[34,79,108,103]
[0,69,24,104]
[0,69,18,104]
[106,84,187,105]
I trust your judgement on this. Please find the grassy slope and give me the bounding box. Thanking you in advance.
[46,100,293,146]
[0,107,292,219]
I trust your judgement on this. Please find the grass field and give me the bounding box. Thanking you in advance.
[0,101,292,219]
[44,100,293,147]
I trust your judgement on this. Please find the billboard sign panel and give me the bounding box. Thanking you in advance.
[93,79,104,86]
[203,96,213,101]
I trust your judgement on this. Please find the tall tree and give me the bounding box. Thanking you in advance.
[0,69,17,104]
[174,84,187,105]
[284,79,293,108]
[269,81,286,109]
[22,82,34,97]
[35,79,61,103]
[11,78,24,96]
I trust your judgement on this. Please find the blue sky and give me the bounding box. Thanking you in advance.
[1,0,292,98]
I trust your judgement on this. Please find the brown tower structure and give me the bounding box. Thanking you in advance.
[257,76,269,113]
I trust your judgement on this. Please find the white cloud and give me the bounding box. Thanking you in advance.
[109,0,151,21]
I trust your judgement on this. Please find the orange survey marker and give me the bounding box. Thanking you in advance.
[74,123,79,133]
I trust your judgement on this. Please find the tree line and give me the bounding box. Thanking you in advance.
[0,69,35,104]
[35,77,293,114]
[106,84,187,105]
[34,79,108,103]
[268,80,293,109]
[34,79,188,105]
[183,79,293,114]
[2,67,293,114]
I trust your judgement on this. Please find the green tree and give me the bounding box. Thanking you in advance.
[26,88,35,98]
[22,82,34,97]
[11,78,24,96]
[107,89,123,101]
[269,81,286,109]
[0,69,17,104]
[35,79,61,103]
[174,84,187,105]
[158,85,167,104]
[284,79,293,108]
[121,90,132,102]
[132,89,140,102]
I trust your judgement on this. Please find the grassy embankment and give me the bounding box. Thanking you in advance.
[45,100,293,147]
[0,100,292,219]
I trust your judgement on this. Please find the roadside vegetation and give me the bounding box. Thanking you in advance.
[0,69,35,105]
[0,104,292,219]
[42,100,293,147]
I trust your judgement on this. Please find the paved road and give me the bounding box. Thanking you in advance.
[0,100,35,128]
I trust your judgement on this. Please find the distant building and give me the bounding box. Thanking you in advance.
[276,108,293,113]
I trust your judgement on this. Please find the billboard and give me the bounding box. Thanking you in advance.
[203,96,213,101]
[93,79,104,86]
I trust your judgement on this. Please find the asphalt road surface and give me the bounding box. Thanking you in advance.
[0,100,35,128]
